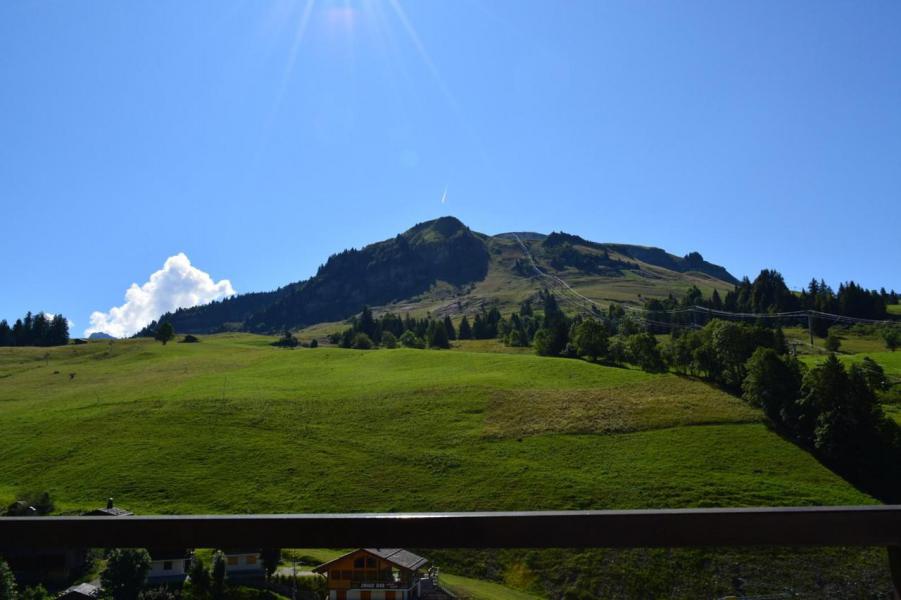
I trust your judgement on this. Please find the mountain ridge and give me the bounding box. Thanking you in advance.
[139,216,738,335]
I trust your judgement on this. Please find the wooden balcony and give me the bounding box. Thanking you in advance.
[2,506,899,595]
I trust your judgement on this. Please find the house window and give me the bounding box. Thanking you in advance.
[365,557,376,568]
[246,555,257,565]
[163,561,173,571]
[227,557,239,566]
[353,557,365,568]
[341,570,352,580]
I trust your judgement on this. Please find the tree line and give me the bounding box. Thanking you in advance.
[640,269,899,338]
[700,269,896,319]
[0,547,303,600]
[0,312,69,347]
[665,319,901,502]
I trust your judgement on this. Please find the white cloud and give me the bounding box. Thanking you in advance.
[85,253,235,338]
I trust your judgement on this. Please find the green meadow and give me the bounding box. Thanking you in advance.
[0,335,893,597]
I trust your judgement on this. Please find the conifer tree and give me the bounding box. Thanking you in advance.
[458,316,472,340]
[155,322,175,345]
[210,552,226,600]
[443,315,456,340]
[0,321,12,347]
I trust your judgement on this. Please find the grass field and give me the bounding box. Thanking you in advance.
[0,335,892,597]
[441,573,542,600]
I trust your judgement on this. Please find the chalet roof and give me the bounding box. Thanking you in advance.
[57,583,99,600]
[84,506,132,517]
[313,548,429,573]
[366,548,429,571]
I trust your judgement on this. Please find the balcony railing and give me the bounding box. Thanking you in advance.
[2,506,900,595]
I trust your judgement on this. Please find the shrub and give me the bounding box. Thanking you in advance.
[0,558,17,600]
[381,331,398,349]
[883,326,900,352]
[352,333,373,350]
[399,331,425,349]
[21,586,51,600]
[309,338,318,348]
[181,335,200,343]
[626,333,666,373]
[573,318,609,362]
[825,331,841,352]
[138,588,176,600]
[272,331,299,348]
[101,548,151,600]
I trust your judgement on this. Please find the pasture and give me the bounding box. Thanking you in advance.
[0,334,892,597]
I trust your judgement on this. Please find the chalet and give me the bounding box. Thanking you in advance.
[222,549,265,581]
[146,549,192,585]
[313,548,430,600]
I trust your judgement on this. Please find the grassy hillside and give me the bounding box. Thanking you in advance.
[368,234,736,322]
[0,336,891,597]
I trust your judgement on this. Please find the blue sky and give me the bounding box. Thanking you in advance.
[1,1,899,335]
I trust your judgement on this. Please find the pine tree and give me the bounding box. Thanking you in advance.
[210,552,226,600]
[458,316,472,340]
[358,306,377,340]
[187,556,211,600]
[472,313,486,339]
[155,322,175,345]
[427,321,450,349]
[31,313,50,346]
[443,316,456,340]
[0,321,12,347]
[260,549,280,582]
[49,315,69,346]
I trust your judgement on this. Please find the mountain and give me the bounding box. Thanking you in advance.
[141,216,737,335]
[87,332,115,340]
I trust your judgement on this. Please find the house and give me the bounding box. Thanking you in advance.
[313,548,430,600]
[222,549,265,581]
[57,583,100,600]
[84,498,133,517]
[146,548,192,585]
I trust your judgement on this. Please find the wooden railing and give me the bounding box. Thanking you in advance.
[2,506,900,595]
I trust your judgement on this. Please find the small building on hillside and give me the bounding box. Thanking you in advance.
[222,549,265,581]
[84,498,133,517]
[147,549,192,585]
[313,548,430,600]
